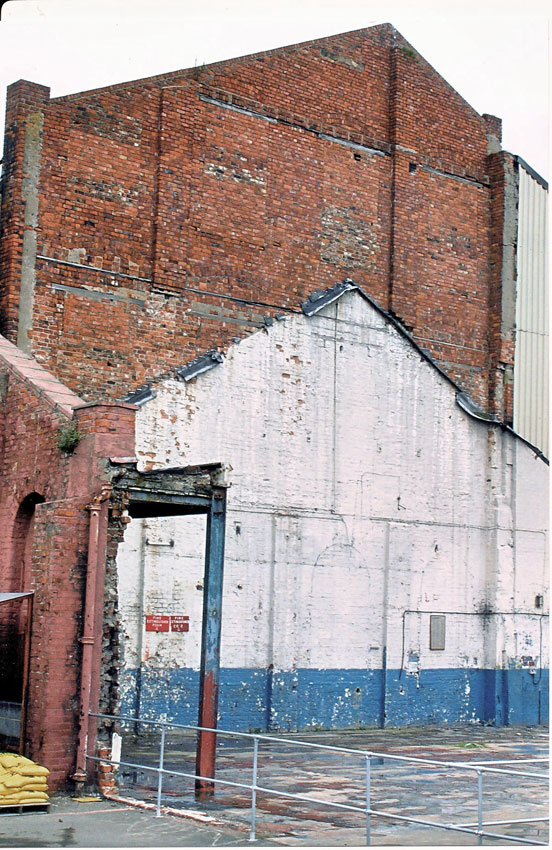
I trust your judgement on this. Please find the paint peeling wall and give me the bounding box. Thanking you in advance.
[116,291,548,729]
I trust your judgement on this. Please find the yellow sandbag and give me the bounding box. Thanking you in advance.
[2,774,27,789]
[0,754,50,774]
[2,776,47,790]
[0,755,21,770]
[0,783,27,795]
[19,765,49,777]
[19,792,49,801]
[19,792,49,803]
[0,791,49,804]
[0,784,16,796]
[17,783,47,792]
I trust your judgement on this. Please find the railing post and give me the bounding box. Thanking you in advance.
[249,736,259,842]
[365,753,371,846]
[156,725,166,818]
[477,769,483,845]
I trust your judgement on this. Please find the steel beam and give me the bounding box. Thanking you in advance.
[195,490,226,797]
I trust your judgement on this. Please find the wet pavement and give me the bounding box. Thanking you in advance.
[0,794,274,847]
[114,723,549,845]
[0,725,548,846]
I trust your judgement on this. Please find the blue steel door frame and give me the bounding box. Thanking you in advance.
[195,490,226,796]
[119,465,227,798]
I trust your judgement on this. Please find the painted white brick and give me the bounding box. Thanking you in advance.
[117,291,548,687]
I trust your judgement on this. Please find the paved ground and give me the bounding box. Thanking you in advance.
[0,795,271,847]
[117,723,549,846]
[0,724,548,847]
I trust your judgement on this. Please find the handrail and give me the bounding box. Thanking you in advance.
[86,712,549,846]
[89,713,548,777]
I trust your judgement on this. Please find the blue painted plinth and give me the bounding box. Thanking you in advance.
[120,667,549,730]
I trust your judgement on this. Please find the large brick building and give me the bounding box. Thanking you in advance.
[0,24,548,789]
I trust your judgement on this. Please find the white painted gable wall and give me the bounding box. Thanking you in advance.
[115,292,548,727]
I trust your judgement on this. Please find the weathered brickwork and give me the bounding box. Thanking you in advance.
[487,151,518,421]
[0,23,546,789]
[0,335,136,788]
[0,24,520,416]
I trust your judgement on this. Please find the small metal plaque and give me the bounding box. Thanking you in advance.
[429,614,446,650]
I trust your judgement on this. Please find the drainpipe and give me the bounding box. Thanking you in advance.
[72,486,111,788]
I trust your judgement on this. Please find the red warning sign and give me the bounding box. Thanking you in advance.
[145,615,170,632]
[170,616,190,633]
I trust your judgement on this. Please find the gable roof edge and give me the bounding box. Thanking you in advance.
[120,280,548,466]
[0,334,83,419]
[49,24,397,105]
[351,285,549,465]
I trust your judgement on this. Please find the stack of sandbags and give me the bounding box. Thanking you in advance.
[0,753,49,806]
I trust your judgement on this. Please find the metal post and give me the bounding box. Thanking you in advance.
[477,770,483,845]
[19,594,34,755]
[249,736,259,842]
[365,754,371,846]
[156,725,166,817]
[196,491,226,797]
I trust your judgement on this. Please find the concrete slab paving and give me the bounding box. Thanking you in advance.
[114,723,548,846]
[0,725,548,847]
[0,795,274,848]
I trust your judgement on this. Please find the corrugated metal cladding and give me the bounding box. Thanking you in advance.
[514,164,549,458]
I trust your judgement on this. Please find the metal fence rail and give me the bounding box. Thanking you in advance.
[87,712,549,845]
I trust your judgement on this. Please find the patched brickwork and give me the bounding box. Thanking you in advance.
[0,24,547,788]
[0,334,136,788]
[0,24,519,416]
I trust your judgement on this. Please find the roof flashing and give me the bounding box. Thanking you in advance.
[122,386,156,406]
[456,391,500,423]
[301,280,357,316]
[176,350,224,382]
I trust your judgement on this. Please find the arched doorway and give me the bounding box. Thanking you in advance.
[9,492,45,592]
[0,493,44,752]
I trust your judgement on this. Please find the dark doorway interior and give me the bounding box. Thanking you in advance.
[0,592,33,753]
[1,492,43,753]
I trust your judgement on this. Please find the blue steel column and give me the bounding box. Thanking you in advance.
[195,490,226,797]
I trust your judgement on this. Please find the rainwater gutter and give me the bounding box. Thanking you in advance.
[73,486,111,788]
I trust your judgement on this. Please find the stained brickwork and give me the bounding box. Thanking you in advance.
[0,334,135,788]
[0,24,519,416]
[0,22,545,790]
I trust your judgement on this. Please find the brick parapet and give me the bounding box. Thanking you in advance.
[0,81,50,341]
[0,332,82,417]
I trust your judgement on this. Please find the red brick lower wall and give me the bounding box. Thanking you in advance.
[0,350,136,787]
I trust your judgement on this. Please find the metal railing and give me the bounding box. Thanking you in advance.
[87,713,549,845]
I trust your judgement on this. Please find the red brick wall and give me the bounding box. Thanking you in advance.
[0,24,511,414]
[0,340,135,787]
[0,80,50,340]
[0,363,81,785]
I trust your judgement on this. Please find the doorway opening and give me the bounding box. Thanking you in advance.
[0,592,33,753]
[109,462,227,794]
[1,491,44,753]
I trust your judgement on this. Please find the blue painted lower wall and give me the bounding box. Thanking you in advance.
[120,667,549,730]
